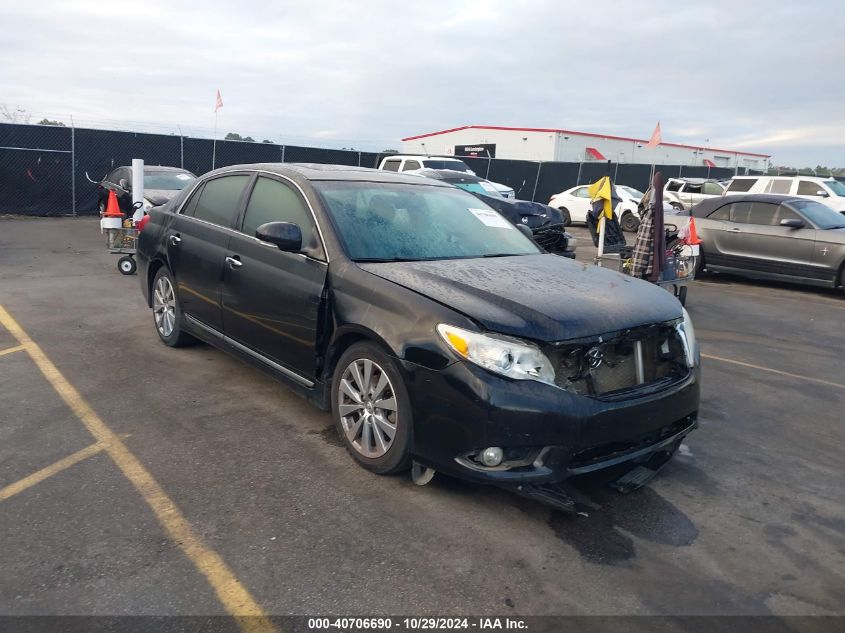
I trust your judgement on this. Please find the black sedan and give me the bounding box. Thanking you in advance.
[136,164,700,508]
[97,165,196,214]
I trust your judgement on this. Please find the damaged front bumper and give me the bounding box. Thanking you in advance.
[401,356,700,491]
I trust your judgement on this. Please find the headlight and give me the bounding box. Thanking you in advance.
[675,308,698,367]
[437,324,556,385]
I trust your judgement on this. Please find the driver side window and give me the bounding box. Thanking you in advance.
[241,177,321,256]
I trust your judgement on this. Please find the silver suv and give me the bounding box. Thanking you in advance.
[664,178,725,211]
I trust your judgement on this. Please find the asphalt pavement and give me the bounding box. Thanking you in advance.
[1,217,843,620]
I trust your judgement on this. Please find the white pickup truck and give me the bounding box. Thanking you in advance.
[378,155,514,198]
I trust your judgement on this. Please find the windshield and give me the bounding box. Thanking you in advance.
[452,181,503,197]
[315,182,540,262]
[618,185,644,199]
[144,171,195,190]
[824,180,845,196]
[790,200,845,229]
[421,159,470,172]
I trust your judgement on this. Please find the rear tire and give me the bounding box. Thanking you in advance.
[331,342,412,475]
[671,202,684,211]
[557,207,571,226]
[151,267,196,347]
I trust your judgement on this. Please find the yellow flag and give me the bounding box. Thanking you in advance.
[588,176,614,220]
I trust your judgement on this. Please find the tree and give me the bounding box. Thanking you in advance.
[38,118,66,127]
[224,132,255,142]
[262,139,274,144]
[381,149,399,154]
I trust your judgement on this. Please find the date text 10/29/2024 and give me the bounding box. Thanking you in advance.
[307,617,528,631]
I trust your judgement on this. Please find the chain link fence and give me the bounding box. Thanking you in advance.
[2,120,774,216]
[0,122,381,216]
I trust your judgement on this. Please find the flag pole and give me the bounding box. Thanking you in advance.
[212,109,218,170]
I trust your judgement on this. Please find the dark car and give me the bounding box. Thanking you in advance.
[137,164,700,508]
[97,165,196,214]
[692,194,845,289]
[415,169,575,257]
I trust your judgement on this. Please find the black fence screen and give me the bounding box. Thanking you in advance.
[1,121,765,216]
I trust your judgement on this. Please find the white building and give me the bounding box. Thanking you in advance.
[401,125,770,171]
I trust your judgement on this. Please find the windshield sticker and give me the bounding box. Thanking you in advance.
[468,208,514,229]
[175,173,192,180]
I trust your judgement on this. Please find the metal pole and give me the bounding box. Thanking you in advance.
[178,125,184,169]
[212,111,218,169]
[358,151,362,167]
[576,153,584,185]
[530,162,542,202]
[281,144,286,163]
[70,115,76,217]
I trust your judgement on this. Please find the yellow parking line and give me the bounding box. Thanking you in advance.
[0,442,104,502]
[702,353,845,390]
[0,344,25,357]
[0,305,277,633]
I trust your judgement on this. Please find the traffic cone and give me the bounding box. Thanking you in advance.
[103,189,124,218]
[686,216,702,245]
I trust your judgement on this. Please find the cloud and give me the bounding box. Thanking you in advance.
[0,0,843,165]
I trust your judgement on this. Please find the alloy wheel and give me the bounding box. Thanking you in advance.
[153,275,176,337]
[337,358,398,458]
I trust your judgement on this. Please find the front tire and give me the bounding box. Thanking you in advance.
[151,267,195,347]
[620,211,639,232]
[331,342,412,475]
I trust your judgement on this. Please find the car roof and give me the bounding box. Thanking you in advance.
[205,162,454,187]
[667,177,718,184]
[691,193,807,217]
[383,155,465,161]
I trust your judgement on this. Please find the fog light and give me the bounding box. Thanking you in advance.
[479,446,504,467]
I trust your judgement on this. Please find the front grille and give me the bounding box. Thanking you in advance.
[548,324,688,397]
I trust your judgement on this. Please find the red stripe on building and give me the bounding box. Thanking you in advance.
[586,147,606,160]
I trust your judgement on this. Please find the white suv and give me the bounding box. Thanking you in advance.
[378,155,514,198]
[724,176,845,213]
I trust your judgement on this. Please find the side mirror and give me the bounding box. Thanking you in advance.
[119,178,130,191]
[816,190,829,197]
[779,218,805,229]
[256,221,302,252]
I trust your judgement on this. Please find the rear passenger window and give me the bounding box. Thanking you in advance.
[241,177,317,251]
[797,181,824,196]
[402,160,422,171]
[765,179,791,194]
[726,179,757,193]
[181,183,205,216]
[382,160,401,172]
[703,182,723,195]
[192,175,250,227]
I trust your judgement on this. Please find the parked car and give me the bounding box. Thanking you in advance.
[549,184,642,232]
[663,178,725,211]
[692,193,845,289]
[97,166,196,214]
[137,163,700,506]
[724,176,845,214]
[413,169,575,257]
[378,154,515,197]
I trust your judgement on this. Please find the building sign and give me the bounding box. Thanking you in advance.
[454,143,496,158]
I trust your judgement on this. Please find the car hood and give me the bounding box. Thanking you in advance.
[824,197,845,212]
[359,254,683,342]
[145,189,181,206]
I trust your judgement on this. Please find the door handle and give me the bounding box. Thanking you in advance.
[168,234,182,246]
[225,255,243,268]
[727,227,742,233]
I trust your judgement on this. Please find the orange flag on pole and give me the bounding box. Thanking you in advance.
[646,122,661,148]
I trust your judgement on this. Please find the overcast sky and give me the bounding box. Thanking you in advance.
[1,0,843,166]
